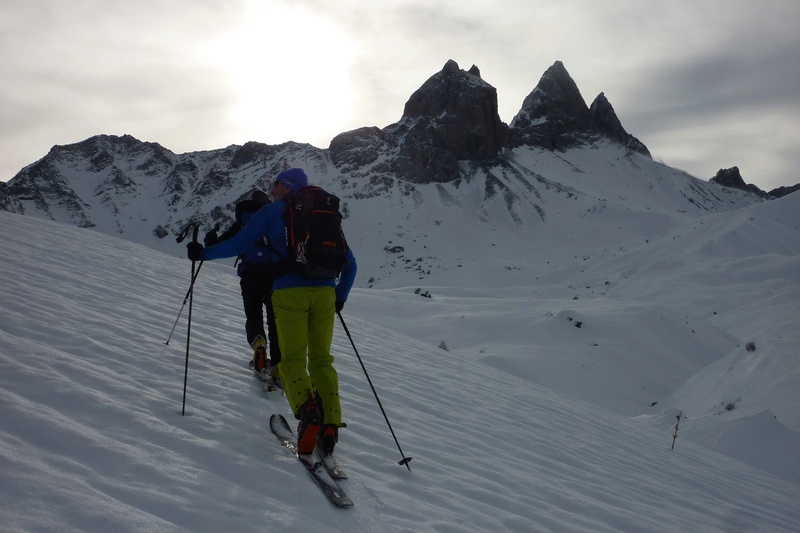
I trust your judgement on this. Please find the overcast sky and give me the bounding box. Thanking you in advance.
[2,0,798,191]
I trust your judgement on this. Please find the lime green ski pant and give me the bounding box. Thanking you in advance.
[272,286,341,426]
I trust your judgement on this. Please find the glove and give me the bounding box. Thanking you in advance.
[335,300,345,313]
[203,229,218,246]
[187,242,204,261]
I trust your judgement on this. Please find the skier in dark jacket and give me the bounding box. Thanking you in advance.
[205,190,281,383]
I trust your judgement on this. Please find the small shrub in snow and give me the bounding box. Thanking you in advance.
[717,397,742,414]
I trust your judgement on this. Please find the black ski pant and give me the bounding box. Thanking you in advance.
[240,271,281,365]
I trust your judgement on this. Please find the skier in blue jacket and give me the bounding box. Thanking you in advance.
[188,168,356,457]
[204,190,280,383]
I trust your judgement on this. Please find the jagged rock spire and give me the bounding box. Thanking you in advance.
[510,61,594,150]
[400,59,508,161]
[331,59,510,183]
[511,61,650,157]
[711,167,769,198]
[589,93,651,157]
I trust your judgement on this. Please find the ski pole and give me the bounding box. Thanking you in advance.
[166,222,214,344]
[337,311,412,469]
[164,261,203,345]
[181,224,200,416]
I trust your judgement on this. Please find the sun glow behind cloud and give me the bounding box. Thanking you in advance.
[205,3,357,147]
[1,1,798,190]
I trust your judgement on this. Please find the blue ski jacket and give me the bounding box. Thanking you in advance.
[202,200,357,302]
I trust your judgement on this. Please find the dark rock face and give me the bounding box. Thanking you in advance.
[385,118,463,183]
[710,167,769,198]
[4,134,179,227]
[230,141,274,169]
[511,61,650,158]
[329,127,388,171]
[5,157,95,227]
[709,167,800,199]
[329,60,650,183]
[711,166,747,188]
[768,184,800,199]
[401,59,508,161]
[589,93,651,157]
[510,61,596,150]
[0,181,12,212]
[2,132,332,237]
[330,60,509,183]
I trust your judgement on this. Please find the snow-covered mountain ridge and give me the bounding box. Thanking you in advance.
[0,135,763,289]
[0,60,766,290]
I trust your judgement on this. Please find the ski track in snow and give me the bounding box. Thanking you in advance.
[1,209,799,532]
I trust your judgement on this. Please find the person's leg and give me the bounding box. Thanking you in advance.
[262,275,281,365]
[272,287,313,415]
[240,274,265,346]
[307,287,340,426]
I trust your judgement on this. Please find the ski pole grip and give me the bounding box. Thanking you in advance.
[191,224,199,244]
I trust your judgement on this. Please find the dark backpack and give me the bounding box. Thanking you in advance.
[209,197,271,267]
[282,186,348,279]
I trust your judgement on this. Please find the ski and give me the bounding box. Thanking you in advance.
[320,452,348,480]
[269,414,354,508]
[249,360,280,393]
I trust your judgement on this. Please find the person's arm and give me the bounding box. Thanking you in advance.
[335,248,357,303]
[204,203,278,260]
[214,222,241,243]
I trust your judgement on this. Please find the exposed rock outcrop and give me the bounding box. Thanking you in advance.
[0,180,13,212]
[589,93,651,157]
[768,184,800,199]
[710,167,770,198]
[510,61,595,150]
[511,61,650,157]
[330,60,509,183]
[401,59,508,161]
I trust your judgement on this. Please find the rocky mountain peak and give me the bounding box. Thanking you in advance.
[510,61,594,149]
[712,166,746,188]
[44,134,174,176]
[403,60,484,116]
[399,59,508,160]
[589,92,651,157]
[329,59,654,184]
[510,61,650,157]
[710,167,770,198]
[330,59,509,183]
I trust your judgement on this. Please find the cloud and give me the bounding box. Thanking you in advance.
[0,1,240,168]
[1,0,798,191]
[615,25,800,188]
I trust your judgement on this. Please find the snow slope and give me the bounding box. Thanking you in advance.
[1,198,798,531]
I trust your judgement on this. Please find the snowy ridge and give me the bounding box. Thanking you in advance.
[1,193,798,531]
[4,136,762,285]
